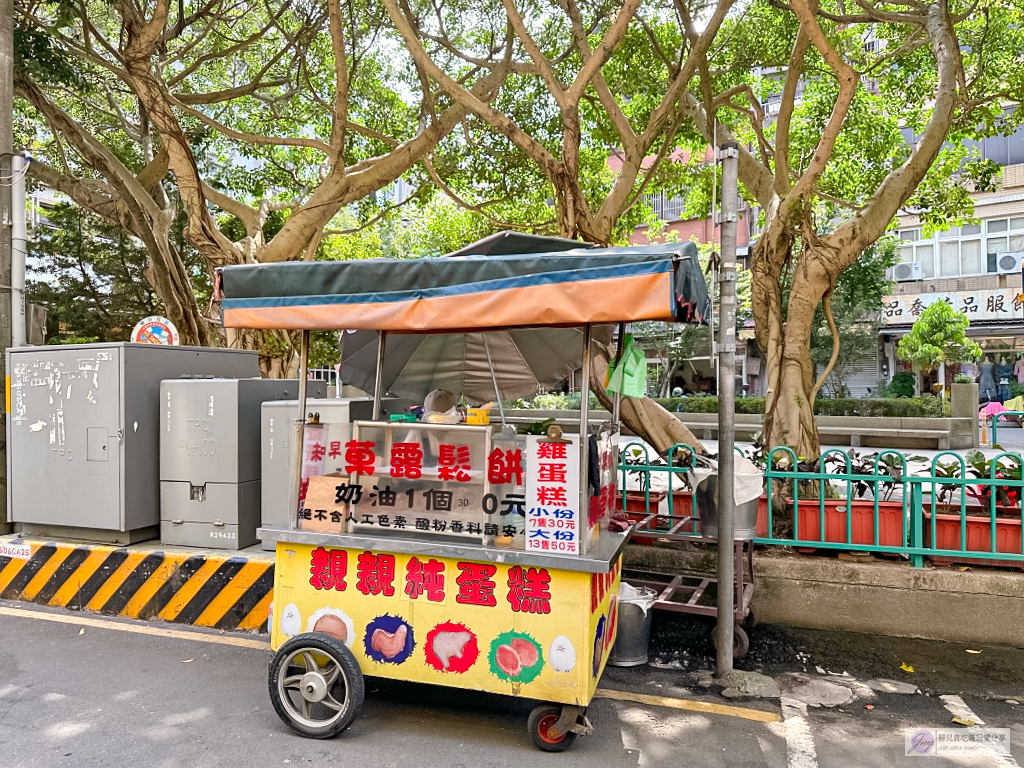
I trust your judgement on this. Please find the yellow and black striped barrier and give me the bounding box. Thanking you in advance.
[0,540,273,632]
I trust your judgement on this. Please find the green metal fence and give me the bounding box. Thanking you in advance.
[989,411,1024,447]
[618,444,1024,568]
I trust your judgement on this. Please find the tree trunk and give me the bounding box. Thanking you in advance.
[758,242,836,458]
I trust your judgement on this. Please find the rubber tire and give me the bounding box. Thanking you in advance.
[268,632,364,739]
[741,606,757,632]
[528,704,579,753]
[712,623,751,659]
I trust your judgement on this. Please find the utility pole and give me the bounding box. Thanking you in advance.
[1,0,14,531]
[715,141,739,677]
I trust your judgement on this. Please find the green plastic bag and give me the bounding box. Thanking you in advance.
[605,333,646,398]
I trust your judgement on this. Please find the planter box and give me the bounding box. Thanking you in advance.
[793,498,905,548]
[924,510,1024,570]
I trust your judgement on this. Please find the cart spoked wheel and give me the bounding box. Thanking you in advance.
[712,623,750,659]
[741,606,757,632]
[268,633,364,739]
[528,704,579,753]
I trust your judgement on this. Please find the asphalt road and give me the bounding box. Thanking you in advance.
[0,602,1021,768]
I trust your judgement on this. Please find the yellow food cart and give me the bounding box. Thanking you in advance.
[217,237,706,750]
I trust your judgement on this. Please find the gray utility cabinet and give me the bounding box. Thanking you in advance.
[160,378,325,550]
[260,397,410,549]
[6,344,259,544]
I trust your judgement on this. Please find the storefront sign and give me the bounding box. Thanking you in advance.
[525,436,581,555]
[271,543,620,705]
[299,422,495,541]
[883,289,1024,325]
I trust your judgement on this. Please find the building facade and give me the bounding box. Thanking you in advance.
[882,131,1024,394]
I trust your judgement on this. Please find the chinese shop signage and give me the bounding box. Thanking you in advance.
[883,289,1024,325]
[270,543,622,705]
[297,423,588,556]
[524,436,581,555]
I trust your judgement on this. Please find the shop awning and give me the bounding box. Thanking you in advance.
[220,242,708,332]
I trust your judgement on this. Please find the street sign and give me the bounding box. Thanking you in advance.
[131,315,179,345]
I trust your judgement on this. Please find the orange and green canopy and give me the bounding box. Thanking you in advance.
[219,242,707,333]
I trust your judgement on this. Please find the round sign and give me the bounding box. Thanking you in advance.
[131,315,180,345]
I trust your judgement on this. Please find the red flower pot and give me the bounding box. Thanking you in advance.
[923,510,1024,570]
[793,498,905,548]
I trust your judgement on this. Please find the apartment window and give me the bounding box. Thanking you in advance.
[898,228,935,277]
[940,239,983,276]
[916,244,935,278]
[985,218,1024,272]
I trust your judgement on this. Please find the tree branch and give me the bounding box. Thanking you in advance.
[833,0,962,255]
[786,0,860,202]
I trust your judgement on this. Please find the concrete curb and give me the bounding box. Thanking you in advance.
[623,543,1024,648]
[0,539,273,632]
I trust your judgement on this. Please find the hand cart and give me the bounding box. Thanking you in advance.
[625,505,756,658]
[218,240,707,750]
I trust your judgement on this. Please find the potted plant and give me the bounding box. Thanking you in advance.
[791,450,917,548]
[924,451,1024,569]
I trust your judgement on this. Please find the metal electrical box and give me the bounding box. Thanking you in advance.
[260,397,410,549]
[160,379,325,549]
[6,343,259,544]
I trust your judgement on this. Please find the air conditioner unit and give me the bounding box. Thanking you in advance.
[996,251,1024,274]
[893,262,922,282]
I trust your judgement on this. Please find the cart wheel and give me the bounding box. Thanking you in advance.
[712,623,750,659]
[268,632,364,739]
[742,606,757,632]
[528,704,578,753]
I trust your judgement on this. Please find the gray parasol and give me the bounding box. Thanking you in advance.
[339,327,611,405]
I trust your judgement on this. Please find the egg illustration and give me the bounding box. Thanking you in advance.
[279,603,301,637]
[307,607,355,647]
[549,635,577,674]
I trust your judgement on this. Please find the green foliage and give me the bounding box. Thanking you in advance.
[46,335,99,345]
[317,198,493,262]
[811,238,899,397]
[953,373,975,384]
[882,372,917,399]
[650,397,946,418]
[27,204,161,342]
[897,302,982,372]
[14,26,89,90]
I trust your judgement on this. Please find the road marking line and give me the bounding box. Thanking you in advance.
[3,605,786,726]
[940,695,1019,768]
[781,696,819,768]
[594,687,781,723]
[939,694,984,724]
[0,605,270,650]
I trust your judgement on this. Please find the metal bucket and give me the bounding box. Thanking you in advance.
[607,588,656,667]
[695,474,759,540]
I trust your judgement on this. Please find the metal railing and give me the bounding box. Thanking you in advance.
[618,443,1024,568]
[989,411,1024,447]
